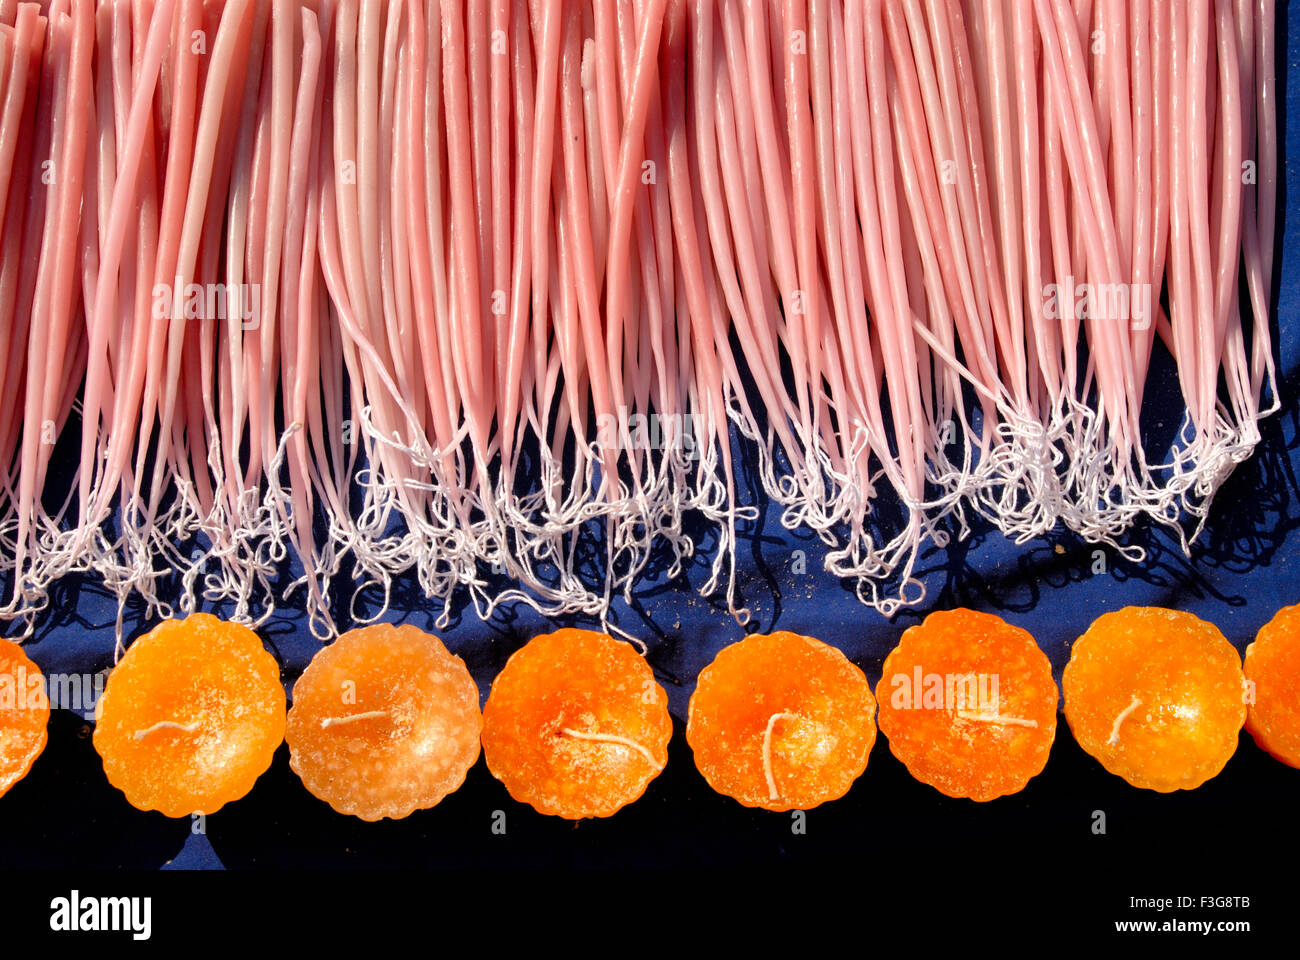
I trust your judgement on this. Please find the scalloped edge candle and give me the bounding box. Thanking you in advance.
[875,609,1057,802]
[481,629,671,819]
[93,614,286,817]
[0,637,50,799]
[1244,602,1300,768]
[1063,607,1246,792]
[687,631,876,811]
[286,623,482,821]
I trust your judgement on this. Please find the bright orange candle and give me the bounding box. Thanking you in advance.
[1063,607,1246,792]
[286,623,482,821]
[1244,603,1300,768]
[481,629,671,819]
[687,631,876,811]
[0,637,49,799]
[93,613,286,816]
[875,609,1057,801]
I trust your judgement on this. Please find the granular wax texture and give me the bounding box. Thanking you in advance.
[481,629,671,819]
[687,631,876,811]
[286,623,482,821]
[1063,607,1246,792]
[93,613,286,817]
[1244,603,1300,768]
[0,637,49,799]
[876,609,1057,801]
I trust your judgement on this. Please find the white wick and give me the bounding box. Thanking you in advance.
[558,728,663,770]
[134,720,201,740]
[321,710,390,729]
[763,712,798,802]
[1108,696,1143,746]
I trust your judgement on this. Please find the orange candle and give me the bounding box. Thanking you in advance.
[875,609,1057,801]
[93,613,286,816]
[0,637,49,799]
[1244,603,1300,768]
[481,628,671,819]
[686,631,876,811]
[1063,606,1246,792]
[285,623,482,821]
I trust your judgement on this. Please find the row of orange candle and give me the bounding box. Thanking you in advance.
[2,605,1297,819]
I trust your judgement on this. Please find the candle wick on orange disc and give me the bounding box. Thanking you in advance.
[133,720,201,741]
[762,711,797,802]
[954,708,1039,728]
[558,727,663,770]
[1107,696,1143,746]
[320,710,390,729]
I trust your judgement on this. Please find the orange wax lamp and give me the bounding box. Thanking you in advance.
[1063,606,1246,792]
[1244,603,1300,768]
[0,637,50,799]
[481,628,671,819]
[686,631,876,811]
[286,623,482,821]
[93,613,286,817]
[875,609,1057,801]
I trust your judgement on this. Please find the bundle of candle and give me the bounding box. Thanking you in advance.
[0,0,1280,637]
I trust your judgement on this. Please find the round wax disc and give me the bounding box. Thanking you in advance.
[481,629,671,819]
[687,631,876,811]
[93,613,286,817]
[1063,606,1246,792]
[1244,603,1300,768]
[0,637,50,799]
[875,609,1057,801]
[286,623,482,821]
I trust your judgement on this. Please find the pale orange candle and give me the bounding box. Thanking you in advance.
[286,623,482,821]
